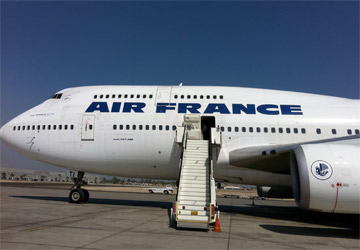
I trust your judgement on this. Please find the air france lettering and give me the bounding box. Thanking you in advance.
[85,102,303,115]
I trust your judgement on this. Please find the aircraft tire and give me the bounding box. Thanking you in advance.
[82,189,89,203]
[69,188,84,203]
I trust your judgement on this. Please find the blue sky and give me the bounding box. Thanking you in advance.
[1,1,359,171]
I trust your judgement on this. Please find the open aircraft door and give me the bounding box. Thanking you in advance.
[81,115,95,141]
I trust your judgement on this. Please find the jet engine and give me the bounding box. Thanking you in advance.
[291,143,360,214]
[257,186,294,199]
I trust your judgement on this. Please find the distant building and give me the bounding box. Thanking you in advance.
[0,168,100,183]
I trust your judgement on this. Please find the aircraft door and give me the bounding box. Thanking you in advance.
[201,116,216,140]
[81,115,95,141]
[155,86,173,105]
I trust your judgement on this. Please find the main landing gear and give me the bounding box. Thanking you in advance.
[69,171,89,203]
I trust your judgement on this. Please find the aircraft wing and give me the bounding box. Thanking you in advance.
[228,135,360,174]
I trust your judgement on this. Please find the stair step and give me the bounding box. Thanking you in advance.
[181,169,208,175]
[178,191,209,198]
[180,176,207,181]
[179,187,208,192]
[178,183,206,189]
[178,200,207,206]
[178,195,210,201]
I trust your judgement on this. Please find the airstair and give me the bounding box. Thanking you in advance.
[172,115,222,229]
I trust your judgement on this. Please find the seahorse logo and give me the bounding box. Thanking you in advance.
[311,161,333,180]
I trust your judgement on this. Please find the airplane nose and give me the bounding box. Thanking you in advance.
[0,124,5,142]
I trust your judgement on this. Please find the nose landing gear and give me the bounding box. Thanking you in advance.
[69,171,89,203]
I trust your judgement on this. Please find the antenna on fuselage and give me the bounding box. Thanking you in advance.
[179,82,183,86]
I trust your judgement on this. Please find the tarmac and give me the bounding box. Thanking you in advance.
[0,182,359,249]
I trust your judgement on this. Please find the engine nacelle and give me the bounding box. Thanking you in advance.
[257,186,294,199]
[291,144,360,214]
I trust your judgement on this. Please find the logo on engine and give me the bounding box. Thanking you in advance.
[311,161,333,180]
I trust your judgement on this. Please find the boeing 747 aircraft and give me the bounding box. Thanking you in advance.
[0,86,359,226]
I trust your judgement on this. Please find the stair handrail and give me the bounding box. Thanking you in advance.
[175,124,189,202]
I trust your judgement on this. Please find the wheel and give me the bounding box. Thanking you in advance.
[164,190,169,194]
[82,189,89,203]
[149,190,154,193]
[69,188,84,203]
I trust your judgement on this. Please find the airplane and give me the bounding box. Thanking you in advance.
[0,85,359,218]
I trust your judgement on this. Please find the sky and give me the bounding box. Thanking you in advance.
[1,1,359,172]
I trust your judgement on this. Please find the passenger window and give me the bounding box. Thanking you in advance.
[53,125,57,130]
[200,95,204,99]
[32,125,35,130]
[149,95,153,98]
[271,128,276,133]
[94,95,97,99]
[106,95,109,99]
[27,125,30,130]
[221,126,224,132]
[22,126,25,130]
[213,95,217,99]
[42,125,45,130]
[355,129,359,135]
[146,125,150,130]
[294,128,298,134]
[89,125,93,130]
[70,125,74,130]
[264,127,268,133]
[48,125,51,130]
[279,128,283,133]
[118,94,122,98]
[316,128,321,134]
[193,95,197,99]
[59,125,62,130]
[159,125,163,131]
[301,128,306,134]
[130,94,134,98]
[100,95,103,99]
[133,125,136,130]
[126,125,130,130]
[13,126,16,131]
[206,95,210,99]
[143,94,147,98]
[286,128,290,134]
[124,94,128,98]
[120,125,123,130]
[347,129,352,135]
[166,125,169,131]
[249,127,253,133]
[220,95,223,99]
[332,129,336,135]
[181,95,184,99]
[113,125,117,130]
[228,127,231,132]
[18,126,21,130]
[242,127,246,132]
[152,125,156,130]
[187,95,191,99]
[137,94,140,98]
[256,127,261,133]
[172,125,177,131]
[112,94,116,98]
[235,127,239,132]
[65,125,68,130]
[37,125,41,130]
[174,95,178,99]
[139,125,143,130]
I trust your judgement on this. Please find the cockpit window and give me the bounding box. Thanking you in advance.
[49,93,63,99]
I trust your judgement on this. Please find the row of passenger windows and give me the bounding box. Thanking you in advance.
[113,124,177,131]
[94,94,153,99]
[174,94,223,100]
[13,124,74,131]
[93,94,224,100]
[220,126,359,135]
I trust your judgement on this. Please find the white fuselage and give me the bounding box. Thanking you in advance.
[1,86,359,187]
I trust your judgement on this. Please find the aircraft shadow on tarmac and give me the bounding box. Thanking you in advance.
[11,195,172,209]
[11,195,359,238]
[220,204,360,239]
